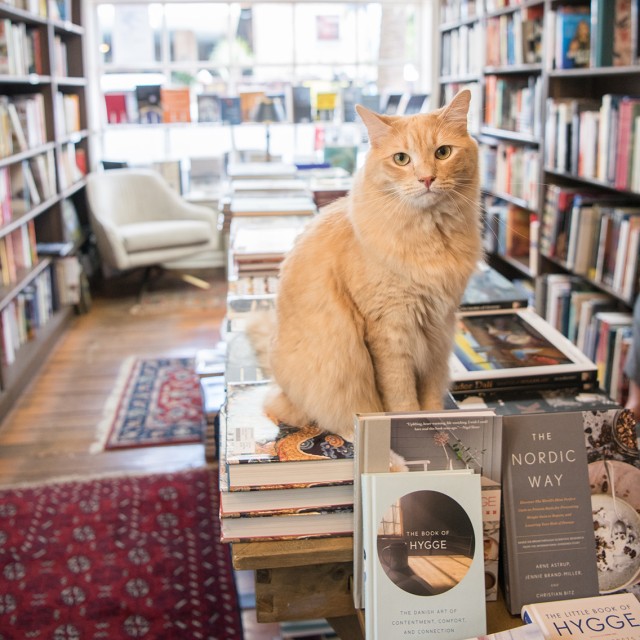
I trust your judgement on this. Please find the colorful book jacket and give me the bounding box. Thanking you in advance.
[460,262,530,312]
[521,592,640,639]
[353,409,502,609]
[501,408,640,615]
[450,309,598,396]
[362,470,486,639]
[221,382,354,491]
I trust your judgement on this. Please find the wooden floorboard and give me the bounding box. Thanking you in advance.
[0,268,227,486]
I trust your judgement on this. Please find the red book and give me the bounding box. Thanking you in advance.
[104,93,129,124]
[615,97,640,190]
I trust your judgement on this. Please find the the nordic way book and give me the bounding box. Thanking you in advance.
[521,592,640,639]
[362,470,486,640]
[221,382,354,490]
[450,309,598,396]
[353,409,502,609]
[501,408,640,615]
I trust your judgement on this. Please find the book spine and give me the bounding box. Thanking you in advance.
[451,370,598,395]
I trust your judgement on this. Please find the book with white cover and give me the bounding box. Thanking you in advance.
[521,592,640,639]
[362,469,486,640]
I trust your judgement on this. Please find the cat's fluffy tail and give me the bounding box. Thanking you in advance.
[244,309,276,377]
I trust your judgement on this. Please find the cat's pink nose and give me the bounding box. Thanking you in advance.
[419,176,435,189]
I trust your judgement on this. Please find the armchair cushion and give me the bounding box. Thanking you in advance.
[86,168,225,273]
[121,220,212,254]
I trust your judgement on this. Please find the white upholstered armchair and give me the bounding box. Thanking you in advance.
[86,168,224,278]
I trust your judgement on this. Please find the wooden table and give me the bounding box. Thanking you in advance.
[231,535,522,639]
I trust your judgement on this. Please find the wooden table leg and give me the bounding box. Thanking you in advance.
[327,614,364,640]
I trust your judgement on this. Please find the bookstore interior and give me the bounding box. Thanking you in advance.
[2,0,640,637]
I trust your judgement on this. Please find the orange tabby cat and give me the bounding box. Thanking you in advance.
[252,90,481,442]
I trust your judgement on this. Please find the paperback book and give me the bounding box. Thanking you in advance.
[450,309,598,396]
[501,408,640,614]
[220,382,354,491]
[353,409,502,609]
[521,592,640,639]
[362,469,486,639]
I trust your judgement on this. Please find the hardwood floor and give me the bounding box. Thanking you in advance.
[0,268,227,485]
[0,267,287,639]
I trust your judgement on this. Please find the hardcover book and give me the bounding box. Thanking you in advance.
[521,592,640,639]
[353,409,502,609]
[450,309,598,396]
[221,382,354,490]
[219,480,353,519]
[362,469,486,639]
[555,8,591,70]
[196,92,221,122]
[219,507,353,543]
[501,408,640,615]
[135,85,162,124]
[460,262,530,312]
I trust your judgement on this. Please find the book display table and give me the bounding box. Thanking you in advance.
[230,535,522,637]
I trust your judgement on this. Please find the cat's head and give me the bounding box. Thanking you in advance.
[355,90,478,207]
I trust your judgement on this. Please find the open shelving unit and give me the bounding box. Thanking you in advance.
[437,0,640,402]
[0,0,91,420]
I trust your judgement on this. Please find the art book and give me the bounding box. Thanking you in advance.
[362,469,486,639]
[501,408,640,615]
[460,262,530,312]
[521,592,640,639]
[456,388,619,416]
[353,409,502,609]
[450,309,598,396]
[220,382,354,491]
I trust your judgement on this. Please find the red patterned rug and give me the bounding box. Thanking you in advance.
[0,467,243,639]
[95,357,206,451]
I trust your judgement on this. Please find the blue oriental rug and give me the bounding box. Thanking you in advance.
[96,357,206,451]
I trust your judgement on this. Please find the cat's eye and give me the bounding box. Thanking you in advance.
[393,152,411,166]
[435,145,452,160]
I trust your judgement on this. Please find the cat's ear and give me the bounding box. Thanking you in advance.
[440,90,471,128]
[355,105,393,145]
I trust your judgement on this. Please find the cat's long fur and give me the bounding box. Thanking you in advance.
[249,90,482,441]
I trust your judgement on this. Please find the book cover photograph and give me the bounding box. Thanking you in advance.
[460,262,530,312]
[450,310,598,394]
[362,470,486,639]
[584,409,640,598]
[353,410,502,609]
[221,382,354,490]
[501,408,640,615]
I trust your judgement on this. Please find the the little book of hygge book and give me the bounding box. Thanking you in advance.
[521,592,640,639]
[361,469,486,640]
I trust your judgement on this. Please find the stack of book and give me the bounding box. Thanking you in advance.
[227,213,312,281]
[218,381,355,543]
[219,279,356,542]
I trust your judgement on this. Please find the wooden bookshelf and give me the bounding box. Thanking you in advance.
[0,0,90,420]
[438,0,640,403]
